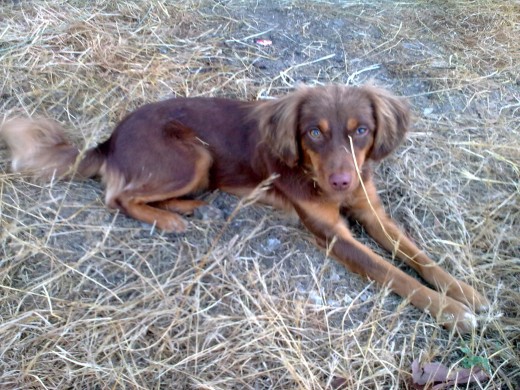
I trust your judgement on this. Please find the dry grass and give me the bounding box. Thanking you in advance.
[1,0,519,389]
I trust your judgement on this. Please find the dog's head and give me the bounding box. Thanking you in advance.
[257,84,409,201]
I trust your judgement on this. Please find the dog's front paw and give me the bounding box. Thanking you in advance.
[447,281,489,313]
[437,299,478,334]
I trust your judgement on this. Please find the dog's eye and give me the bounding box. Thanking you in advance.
[355,126,368,136]
[309,128,323,139]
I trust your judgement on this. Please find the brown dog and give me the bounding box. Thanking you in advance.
[1,85,488,332]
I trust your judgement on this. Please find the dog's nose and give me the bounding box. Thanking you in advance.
[329,172,352,191]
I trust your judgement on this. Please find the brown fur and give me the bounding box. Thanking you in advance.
[0,85,488,333]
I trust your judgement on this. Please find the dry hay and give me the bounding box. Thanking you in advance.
[0,0,518,389]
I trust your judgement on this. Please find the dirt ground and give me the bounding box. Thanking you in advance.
[1,1,519,389]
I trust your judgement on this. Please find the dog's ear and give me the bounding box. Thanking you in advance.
[365,86,410,161]
[255,90,307,167]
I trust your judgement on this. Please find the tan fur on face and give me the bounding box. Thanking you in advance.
[318,119,330,133]
[347,118,358,131]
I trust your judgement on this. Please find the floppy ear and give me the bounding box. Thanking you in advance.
[365,86,410,161]
[255,90,307,167]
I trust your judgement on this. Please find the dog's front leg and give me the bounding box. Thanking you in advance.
[344,178,488,312]
[293,199,478,333]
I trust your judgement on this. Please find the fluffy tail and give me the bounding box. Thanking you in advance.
[1,118,104,180]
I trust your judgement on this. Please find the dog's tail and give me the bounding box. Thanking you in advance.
[1,118,104,180]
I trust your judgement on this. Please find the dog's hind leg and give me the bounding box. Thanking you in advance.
[345,178,489,312]
[106,156,211,231]
[101,134,212,232]
[116,195,191,232]
[152,199,207,215]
